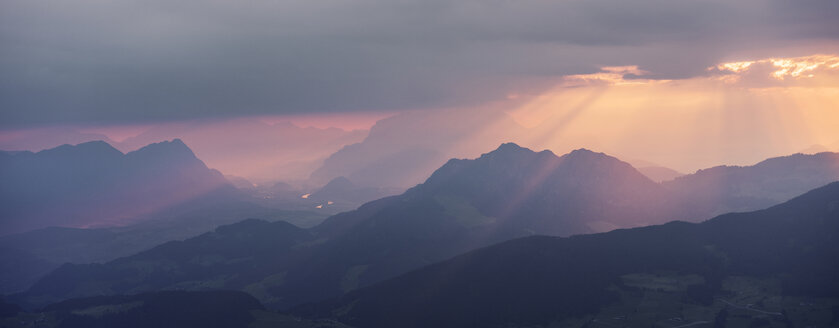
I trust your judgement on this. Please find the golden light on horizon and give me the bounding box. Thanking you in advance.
[508,53,839,172]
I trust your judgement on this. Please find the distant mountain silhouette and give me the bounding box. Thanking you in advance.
[294,182,839,328]
[414,143,668,234]
[309,109,527,189]
[664,151,839,220]
[636,165,684,182]
[0,139,233,234]
[0,127,115,153]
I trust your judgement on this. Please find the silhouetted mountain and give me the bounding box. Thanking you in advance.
[14,143,674,310]
[294,182,839,328]
[637,165,684,182]
[0,139,233,234]
[416,144,668,234]
[665,151,839,220]
[309,109,527,188]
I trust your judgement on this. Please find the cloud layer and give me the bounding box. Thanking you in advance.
[2,0,838,126]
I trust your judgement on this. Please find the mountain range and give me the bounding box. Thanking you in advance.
[12,143,839,312]
[114,119,367,182]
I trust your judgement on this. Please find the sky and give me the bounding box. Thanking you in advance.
[1,0,838,175]
[507,54,839,170]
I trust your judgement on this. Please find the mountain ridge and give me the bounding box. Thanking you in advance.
[293,181,839,328]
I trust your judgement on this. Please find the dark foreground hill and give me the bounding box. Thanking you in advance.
[294,182,839,328]
[0,206,327,295]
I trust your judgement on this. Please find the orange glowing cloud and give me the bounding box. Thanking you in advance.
[711,54,839,82]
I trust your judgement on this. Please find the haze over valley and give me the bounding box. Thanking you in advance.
[2,0,839,326]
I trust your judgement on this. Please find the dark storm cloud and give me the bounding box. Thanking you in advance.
[0,0,836,126]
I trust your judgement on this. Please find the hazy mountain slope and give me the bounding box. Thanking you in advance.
[636,165,684,182]
[295,182,839,328]
[665,151,839,220]
[417,143,669,234]
[310,109,528,189]
[308,176,404,208]
[0,139,233,234]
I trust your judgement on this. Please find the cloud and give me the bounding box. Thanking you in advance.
[1,0,838,126]
[708,54,839,87]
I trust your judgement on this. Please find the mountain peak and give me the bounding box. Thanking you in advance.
[564,148,604,158]
[559,148,631,168]
[478,142,546,160]
[127,139,198,161]
[496,142,526,152]
[569,147,595,154]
